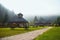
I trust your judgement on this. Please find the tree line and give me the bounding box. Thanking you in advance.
[29,16,60,27]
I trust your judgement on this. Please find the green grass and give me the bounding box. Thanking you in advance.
[34,27,60,40]
[0,27,43,38]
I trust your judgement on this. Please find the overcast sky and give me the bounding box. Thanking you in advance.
[0,0,60,17]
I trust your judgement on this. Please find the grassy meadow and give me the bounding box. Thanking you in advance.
[0,26,43,38]
[34,27,60,40]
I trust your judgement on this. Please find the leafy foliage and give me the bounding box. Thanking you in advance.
[56,16,60,25]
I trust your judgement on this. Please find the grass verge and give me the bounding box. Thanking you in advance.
[0,27,43,38]
[34,27,60,40]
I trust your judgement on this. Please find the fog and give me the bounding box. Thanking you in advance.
[0,4,16,22]
[0,0,60,17]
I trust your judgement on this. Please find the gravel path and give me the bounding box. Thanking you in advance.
[0,27,52,40]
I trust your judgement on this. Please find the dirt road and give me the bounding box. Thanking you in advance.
[0,27,52,40]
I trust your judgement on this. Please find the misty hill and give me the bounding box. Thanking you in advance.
[0,4,60,24]
[42,16,58,23]
[26,15,59,25]
[0,4,16,23]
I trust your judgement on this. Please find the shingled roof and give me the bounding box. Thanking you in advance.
[8,15,28,23]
